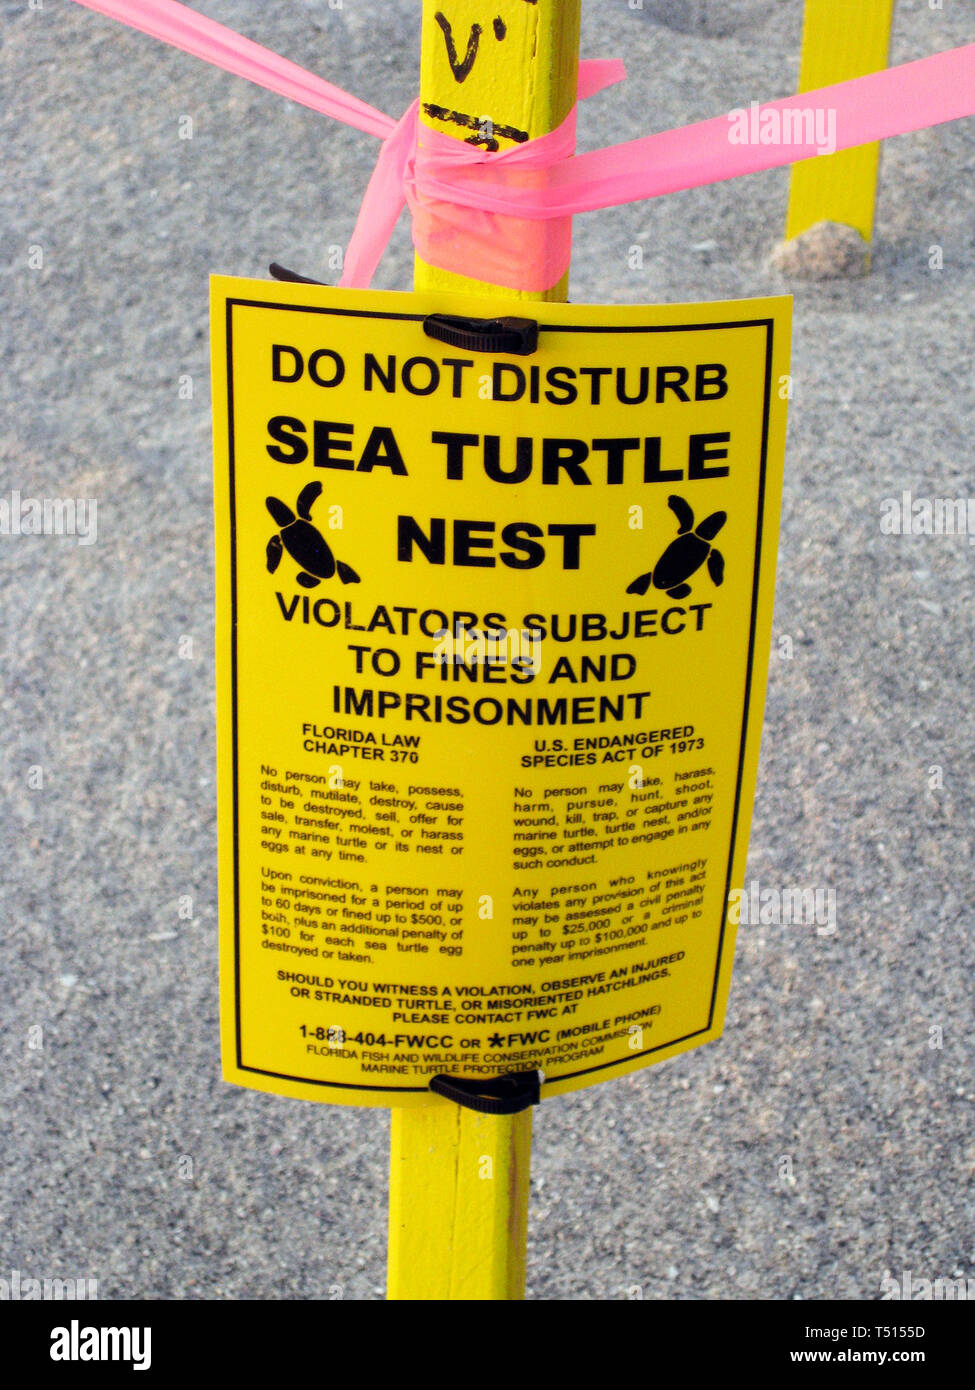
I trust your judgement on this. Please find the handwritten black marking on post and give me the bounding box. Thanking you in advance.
[434,13,483,83]
[435,3,538,84]
[422,102,529,150]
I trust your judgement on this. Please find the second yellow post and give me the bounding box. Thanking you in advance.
[786,0,896,244]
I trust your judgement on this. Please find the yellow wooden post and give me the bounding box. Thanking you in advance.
[413,0,581,302]
[387,0,582,1301]
[785,0,895,244]
[388,1101,534,1300]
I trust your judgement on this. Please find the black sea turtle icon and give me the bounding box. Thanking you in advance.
[265,481,360,588]
[626,495,726,600]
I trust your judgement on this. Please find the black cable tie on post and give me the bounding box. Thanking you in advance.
[429,1070,541,1116]
[269,262,325,285]
[423,313,538,356]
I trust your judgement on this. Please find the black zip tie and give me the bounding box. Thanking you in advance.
[269,262,325,285]
[428,1070,541,1116]
[267,278,539,363]
[423,313,539,356]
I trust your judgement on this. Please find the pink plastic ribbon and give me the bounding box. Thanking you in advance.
[71,0,975,292]
[345,62,627,292]
[69,0,394,137]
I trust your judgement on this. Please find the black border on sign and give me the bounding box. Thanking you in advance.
[223,297,775,1097]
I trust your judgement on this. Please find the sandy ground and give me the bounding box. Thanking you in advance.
[1,0,973,1300]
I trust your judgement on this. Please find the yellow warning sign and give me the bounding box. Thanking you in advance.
[211,277,791,1107]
